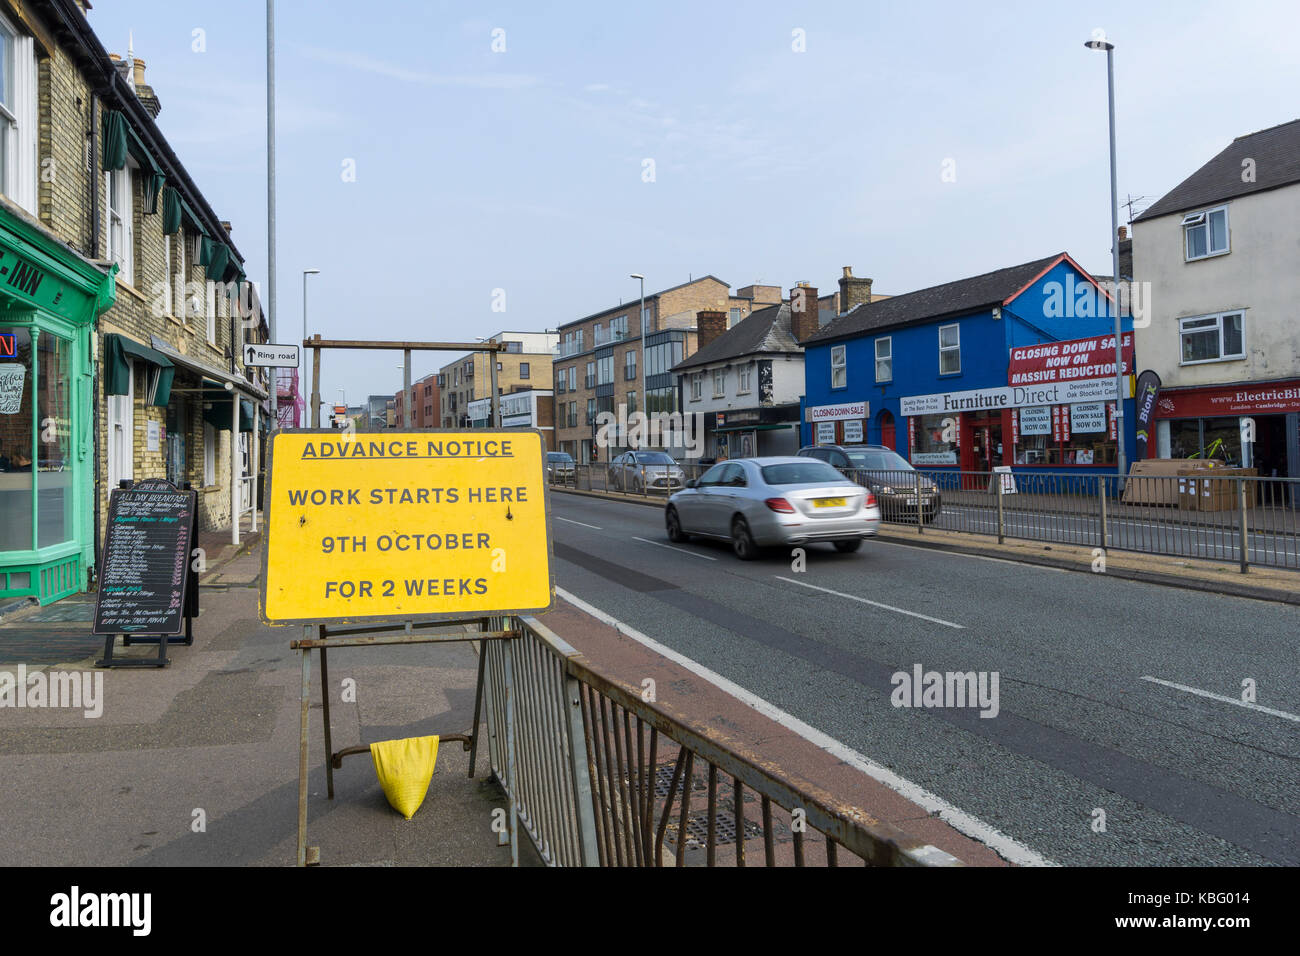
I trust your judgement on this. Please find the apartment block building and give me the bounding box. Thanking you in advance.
[468,387,556,448]
[0,0,267,606]
[393,371,440,428]
[438,330,557,428]
[553,276,768,463]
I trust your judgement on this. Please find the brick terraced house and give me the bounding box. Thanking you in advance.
[0,0,268,605]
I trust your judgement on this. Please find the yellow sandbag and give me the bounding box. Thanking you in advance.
[369,735,440,820]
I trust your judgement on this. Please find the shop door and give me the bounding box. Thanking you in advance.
[879,410,896,450]
[1252,415,1289,505]
[960,415,1003,487]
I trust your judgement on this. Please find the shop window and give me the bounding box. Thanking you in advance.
[1183,206,1229,261]
[1179,312,1244,364]
[939,324,960,375]
[1013,404,1117,466]
[875,337,892,383]
[911,413,958,465]
[0,327,33,551]
[830,345,846,388]
[36,334,73,547]
[0,15,38,214]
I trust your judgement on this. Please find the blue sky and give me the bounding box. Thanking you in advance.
[88,0,1300,407]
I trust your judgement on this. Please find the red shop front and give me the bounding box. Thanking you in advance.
[1153,379,1300,479]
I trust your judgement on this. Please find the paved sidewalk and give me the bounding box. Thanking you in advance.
[0,536,535,867]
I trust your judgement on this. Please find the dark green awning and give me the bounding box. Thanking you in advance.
[102,110,128,171]
[105,333,174,407]
[204,242,230,281]
[162,186,182,235]
[201,390,255,432]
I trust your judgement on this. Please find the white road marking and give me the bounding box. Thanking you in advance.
[555,586,1050,866]
[774,576,965,629]
[1141,676,1300,724]
[555,516,602,530]
[632,536,717,560]
[875,539,1067,571]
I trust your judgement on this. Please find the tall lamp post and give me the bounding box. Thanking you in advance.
[1085,32,1127,484]
[630,273,645,452]
[302,268,319,427]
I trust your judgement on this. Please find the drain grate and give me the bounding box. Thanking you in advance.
[651,762,707,798]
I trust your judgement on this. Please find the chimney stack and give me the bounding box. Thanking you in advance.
[695,309,727,350]
[789,282,819,342]
[838,266,873,314]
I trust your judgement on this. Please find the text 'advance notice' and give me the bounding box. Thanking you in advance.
[263,431,552,622]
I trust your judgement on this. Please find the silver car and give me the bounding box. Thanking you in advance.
[665,457,881,560]
[608,450,686,494]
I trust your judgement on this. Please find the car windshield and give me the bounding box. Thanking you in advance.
[634,452,675,464]
[845,449,912,471]
[547,453,572,462]
[761,461,848,486]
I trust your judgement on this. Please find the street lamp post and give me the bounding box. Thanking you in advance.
[302,269,319,427]
[630,273,645,452]
[1085,32,1127,484]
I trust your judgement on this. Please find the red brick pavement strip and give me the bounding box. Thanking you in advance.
[533,598,1013,866]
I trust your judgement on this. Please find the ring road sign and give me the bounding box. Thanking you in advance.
[261,428,553,624]
[244,343,300,368]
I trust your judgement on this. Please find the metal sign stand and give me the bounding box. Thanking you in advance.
[291,615,521,867]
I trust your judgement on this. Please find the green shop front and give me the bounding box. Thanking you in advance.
[0,206,116,604]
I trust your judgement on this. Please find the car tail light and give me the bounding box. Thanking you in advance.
[865,492,877,508]
[764,497,796,513]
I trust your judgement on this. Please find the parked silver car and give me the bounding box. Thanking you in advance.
[665,457,881,559]
[608,450,686,494]
[546,451,575,482]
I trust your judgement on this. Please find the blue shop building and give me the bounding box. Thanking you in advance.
[801,253,1135,475]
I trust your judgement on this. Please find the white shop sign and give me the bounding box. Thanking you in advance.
[815,422,836,445]
[900,377,1127,417]
[807,401,868,422]
[1019,406,1052,435]
[1070,402,1107,433]
[842,419,863,443]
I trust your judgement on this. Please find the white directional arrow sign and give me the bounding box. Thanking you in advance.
[243,343,300,368]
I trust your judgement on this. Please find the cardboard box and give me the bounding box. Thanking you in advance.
[1124,459,1218,506]
[1177,466,1256,511]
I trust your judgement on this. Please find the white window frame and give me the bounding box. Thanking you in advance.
[106,160,137,284]
[690,373,702,402]
[939,323,961,375]
[737,363,752,394]
[712,367,725,398]
[0,16,37,214]
[1178,311,1245,366]
[163,232,173,316]
[205,279,217,345]
[830,344,847,389]
[107,359,134,490]
[203,421,216,487]
[1183,205,1229,261]
[875,336,892,383]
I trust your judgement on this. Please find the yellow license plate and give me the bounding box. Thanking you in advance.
[814,497,846,508]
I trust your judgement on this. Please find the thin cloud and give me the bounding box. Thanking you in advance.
[296,44,539,89]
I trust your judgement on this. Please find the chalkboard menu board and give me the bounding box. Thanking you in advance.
[93,479,197,636]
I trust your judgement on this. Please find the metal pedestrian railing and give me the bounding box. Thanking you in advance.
[548,463,1299,573]
[841,467,1300,573]
[482,614,962,867]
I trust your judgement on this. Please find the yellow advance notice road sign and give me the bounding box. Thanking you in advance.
[262,429,552,624]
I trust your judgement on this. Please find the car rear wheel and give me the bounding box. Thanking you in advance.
[666,507,689,543]
[833,539,863,553]
[731,516,758,561]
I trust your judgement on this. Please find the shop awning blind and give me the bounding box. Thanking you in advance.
[201,390,255,432]
[105,333,174,407]
[161,186,183,235]
[101,110,129,171]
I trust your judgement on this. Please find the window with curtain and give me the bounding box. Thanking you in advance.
[106,162,135,283]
